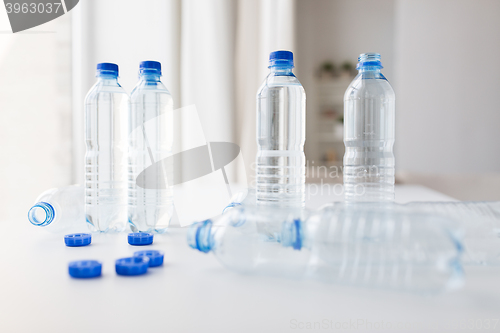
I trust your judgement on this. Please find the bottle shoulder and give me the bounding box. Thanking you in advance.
[344,73,395,101]
[130,81,172,100]
[85,81,129,102]
[257,73,305,97]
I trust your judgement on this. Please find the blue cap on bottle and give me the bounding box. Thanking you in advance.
[115,257,150,276]
[96,62,119,76]
[134,250,164,267]
[68,260,102,278]
[140,60,161,75]
[65,233,92,247]
[269,50,294,68]
[128,232,154,246]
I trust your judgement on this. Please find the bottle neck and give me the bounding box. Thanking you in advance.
[139,73,161,82]
[97,75,119,84]
[270,66,294,75]
[28,202,55,227]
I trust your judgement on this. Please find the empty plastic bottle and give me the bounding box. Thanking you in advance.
[404,201,500,265]
[28,185,87,233]
[343,53,395,202]
[188,206,310,276]
[128,61,174,233]
[189,204,463,293]
[256,50,306,207]
[85,63,128,232]
[303,204,463,293]
[222,188,256,213]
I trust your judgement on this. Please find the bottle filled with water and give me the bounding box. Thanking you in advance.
[256,50,306,207]
[128,61,174,233]
[343,53,395,202]
[85,63,128,232]
[28,185,87,233]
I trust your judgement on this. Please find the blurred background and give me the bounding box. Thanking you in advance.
[0,0,499,222]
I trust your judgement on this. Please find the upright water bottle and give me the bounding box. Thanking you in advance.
[128,61,174,233]
[28,185,87,233]
[343,53,395,202]
[256,50,306,207]
[85,63,128,232]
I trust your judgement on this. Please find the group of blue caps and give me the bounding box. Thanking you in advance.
[65,232,164,278]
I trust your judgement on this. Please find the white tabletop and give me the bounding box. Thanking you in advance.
[2,185,499,333]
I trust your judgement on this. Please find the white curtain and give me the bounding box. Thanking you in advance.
[72,0,296,186]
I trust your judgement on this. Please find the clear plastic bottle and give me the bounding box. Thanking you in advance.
[128,61,174,233]
[28,185,87,234]
[343,53,395,202]
[303,204,463,293]
[256,50,306,207]
[189,204,463,293]
[188,206,309,276]
[84,63,128,232]
[404,201,500,265]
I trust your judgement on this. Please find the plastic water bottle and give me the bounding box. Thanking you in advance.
[188,206,310,275]
[404,201,500,265]
[128,61,174,233]
[85,63,128,232]
[222,188,256,213]
[256,50,306,207]
[189,204,463,293]
[28,185,87,233]
[303,204,463,293]
[343,53,395,202]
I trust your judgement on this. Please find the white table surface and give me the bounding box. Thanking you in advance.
[2,185,500,333]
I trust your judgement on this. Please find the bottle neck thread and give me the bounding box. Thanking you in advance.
[28,202,55,227]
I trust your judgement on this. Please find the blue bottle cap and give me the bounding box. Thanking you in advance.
[134,250,164,267]
[115,257,150,276]
[68,260,102,278]
[64,233,92,247]
[269,50,294,68]
[139,60,161,74]
[128,232,154,246]
[96,62,118,76]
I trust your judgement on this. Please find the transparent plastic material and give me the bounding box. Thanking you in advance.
[84,66,128,232]
[189,204,463,293]
[222,188,256,213]
[128,66,174,233]
[306,204,463,293]
[404,201,500,265]
[343,53,395,202]
[256,51,306,207]
[188,206,309,276]
[28,185,87,234]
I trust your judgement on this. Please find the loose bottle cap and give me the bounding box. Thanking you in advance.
[115,257,150,276]
[128,232,154,246]
[65,233,92,247]
[68,260,102,278]
[134,250,164,267]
